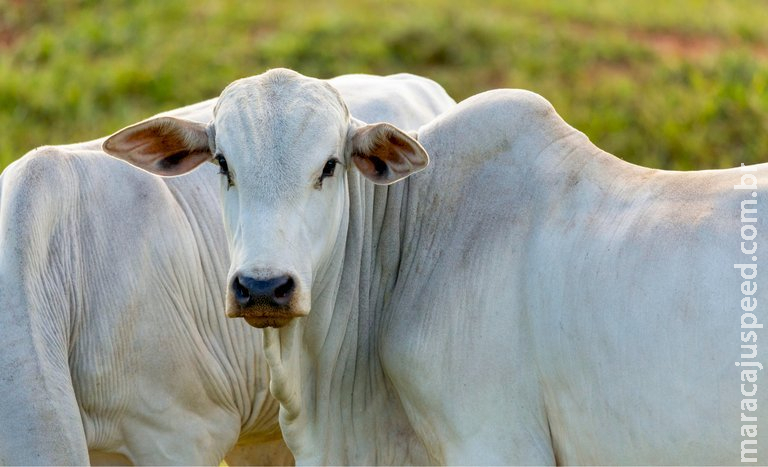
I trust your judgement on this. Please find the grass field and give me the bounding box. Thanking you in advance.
[1,0,767,171]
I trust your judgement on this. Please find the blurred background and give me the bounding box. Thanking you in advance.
[1,0,766,171]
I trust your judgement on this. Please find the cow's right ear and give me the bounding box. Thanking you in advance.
[103,116,212,177]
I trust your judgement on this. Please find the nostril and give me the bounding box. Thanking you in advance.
[273,276,295,302]
[232,276,252,306]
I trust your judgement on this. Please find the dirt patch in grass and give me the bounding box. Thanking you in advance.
[0,28,16,48]
[630,29,768,61]
[537,11,768,63]
[0,0,57,50]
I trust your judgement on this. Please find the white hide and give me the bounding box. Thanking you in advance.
[1,72,455,465]
[376,90,768,465]
[0,99,293,465]
[266,87,767,465]
[104,70,760,465]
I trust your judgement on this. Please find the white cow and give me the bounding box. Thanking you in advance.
[0,99,292,466]
[2,72,454,465]
[104,68,763,465]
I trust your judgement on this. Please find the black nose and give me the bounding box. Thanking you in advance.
[232,274,295,308]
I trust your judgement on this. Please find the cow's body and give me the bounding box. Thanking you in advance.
[1,72,454,465]
[0,100,290,465]
[104,70,756,465]
[377,90,768,464]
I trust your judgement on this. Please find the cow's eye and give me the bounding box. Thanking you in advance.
[322,159,338,178]
[316,158,339,188]
[214,154,234,189]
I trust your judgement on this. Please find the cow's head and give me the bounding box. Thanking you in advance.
[103,69,428,328]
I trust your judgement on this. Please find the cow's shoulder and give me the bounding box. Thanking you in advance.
[1,146,86,238]
[4,145,178,228]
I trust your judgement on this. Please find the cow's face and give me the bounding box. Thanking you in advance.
[103,69,429,327]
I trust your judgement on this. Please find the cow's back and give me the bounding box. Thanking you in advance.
[330,73,455,128]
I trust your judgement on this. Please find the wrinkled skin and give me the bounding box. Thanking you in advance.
[1,73,453,465]
[106,70,763,465]
[0,99,293,465]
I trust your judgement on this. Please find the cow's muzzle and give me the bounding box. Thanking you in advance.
[227,273,304,328]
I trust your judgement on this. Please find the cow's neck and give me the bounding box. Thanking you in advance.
[263,171,428,465]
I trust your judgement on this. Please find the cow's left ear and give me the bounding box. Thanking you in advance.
[349,122,429,185]
[103,116,212,177]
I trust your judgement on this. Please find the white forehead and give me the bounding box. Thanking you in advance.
[212,70,350,177]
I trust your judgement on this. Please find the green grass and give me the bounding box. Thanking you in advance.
[1,0,767,170]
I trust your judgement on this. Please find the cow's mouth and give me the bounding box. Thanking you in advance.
[243,314,295,328]
[228,303,305,328]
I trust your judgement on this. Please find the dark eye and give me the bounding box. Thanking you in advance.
[214,154,234,189]
[316,158,340,188]
[322,159,338,178]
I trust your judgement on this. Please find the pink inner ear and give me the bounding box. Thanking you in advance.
[368,155,389,176]
[135,124,190,156]
[351,123,428,185]
[353,154,389,182]
[154,149,195,170]
[106,117,206,160]
[386,133,411,152]
[104,118,212,177]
